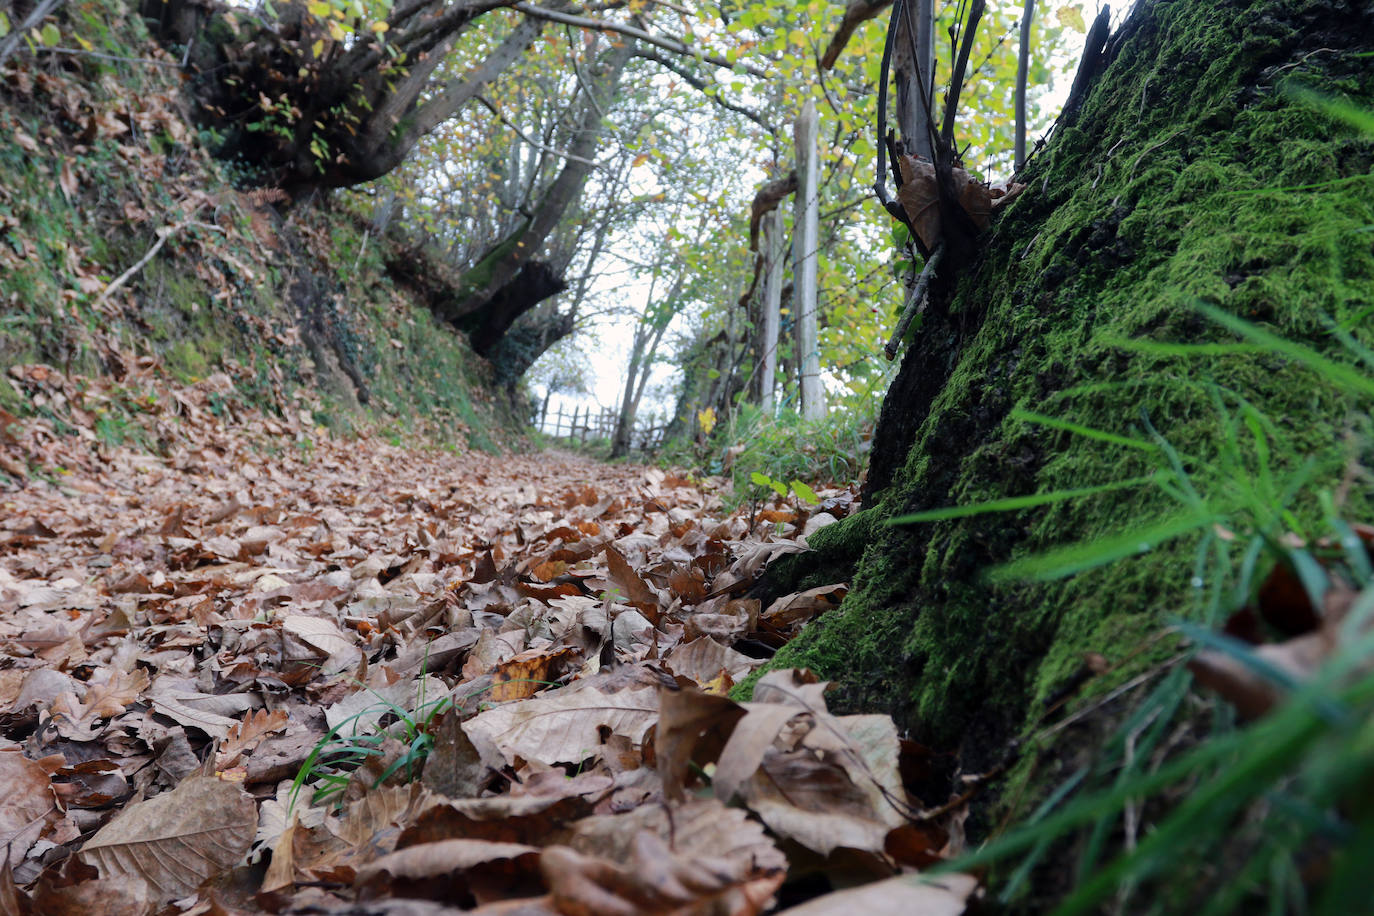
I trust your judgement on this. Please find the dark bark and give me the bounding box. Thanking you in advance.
[458,260,568,357]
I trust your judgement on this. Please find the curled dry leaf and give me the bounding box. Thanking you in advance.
[1190,578,1367,718]
[896,155,996,251]
[655,683,746,803]
[80,775,257,901]
[354,838,542,902]
[543,830,783,916]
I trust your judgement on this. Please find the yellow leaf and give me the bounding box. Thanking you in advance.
[311,38,324,58]
[630,153,649,168]
[1057,5,1087,32]
[370,21,388,33]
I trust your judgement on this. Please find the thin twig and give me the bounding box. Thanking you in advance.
[94,215,217,307]
[37,46,181,67]
[513,2,769,78]
[884,241,944,360]
[475,94,609,171]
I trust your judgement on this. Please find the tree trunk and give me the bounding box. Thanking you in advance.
[756,208,785,413]
[792,99,824,421]
[443,42,632,324]
[747,0,1374,900]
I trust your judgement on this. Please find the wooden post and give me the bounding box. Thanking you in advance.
[793,98,825,421]
[760,207,784,414]
[555,404,564,437]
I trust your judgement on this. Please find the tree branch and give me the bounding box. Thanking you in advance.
[511,1,769,78]
[630,48,774,131]
[475,94,612,172]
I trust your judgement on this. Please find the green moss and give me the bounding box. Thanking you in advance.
[749,0,1374,799]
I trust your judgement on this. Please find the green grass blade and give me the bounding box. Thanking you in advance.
[1010,408,1158,451]
[987,511,1217,583]
[887,476,1153,525]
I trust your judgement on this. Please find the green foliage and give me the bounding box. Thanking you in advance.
[920,313,1374,910]
[673,401,876,506]
[290,680,450,811]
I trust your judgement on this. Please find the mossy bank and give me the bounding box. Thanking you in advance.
[743,0,1374,845]
[0,0,516,452]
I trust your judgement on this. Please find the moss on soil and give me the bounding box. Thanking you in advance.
[742,0,1374,823]
[0,0,516,452]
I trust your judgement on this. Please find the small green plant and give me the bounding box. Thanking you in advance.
[748,470,820,505]
[289,678,451,812]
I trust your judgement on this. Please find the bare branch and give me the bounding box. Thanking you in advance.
[511,1,770,79]
[939,0,986,150]
[475,95,612,172]
[630,48,774,131]
[820,0,892,70]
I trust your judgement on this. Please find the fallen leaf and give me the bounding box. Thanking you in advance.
[80,775,257,901]
[774,872,978,915]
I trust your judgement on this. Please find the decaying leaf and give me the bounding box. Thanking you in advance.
[463,683,659,767]
[544,801,785,916]
[80,775,257,901]
[896,155,996,251]
[0,747,61,868]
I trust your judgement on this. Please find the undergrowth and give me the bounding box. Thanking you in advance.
[663,401,877,506]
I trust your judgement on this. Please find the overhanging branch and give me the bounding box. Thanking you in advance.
[511,1,770,79]
[631,48,775,131]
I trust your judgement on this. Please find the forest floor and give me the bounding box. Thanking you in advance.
[0,360,976,915]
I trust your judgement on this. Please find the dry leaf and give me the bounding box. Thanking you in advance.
[80,775,257,901]
[775,872,978,915]
[0,748,61,867]
[463,684,659,767]
[655,684,745,802]
[542,829,783,916]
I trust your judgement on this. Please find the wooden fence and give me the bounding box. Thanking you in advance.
[536,403,667,452]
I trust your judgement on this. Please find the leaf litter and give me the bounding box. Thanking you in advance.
[0,361,978,914]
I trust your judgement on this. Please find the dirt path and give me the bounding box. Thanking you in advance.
[0,364,972,914]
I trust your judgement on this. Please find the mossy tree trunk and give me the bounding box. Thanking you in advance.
[749,0,1374,842]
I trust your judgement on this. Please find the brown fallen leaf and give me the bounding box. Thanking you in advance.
[463,683,659,768]
[1190,578,1362,718]
[774,872,979,915]
[216,707,290,769]
[354,838,542,903]
[79,774,257,901]
[605,545,661,624]
[542,830,783,916]
[655,684,746,803]
[0,747,61,868]
[490,645,582,702]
